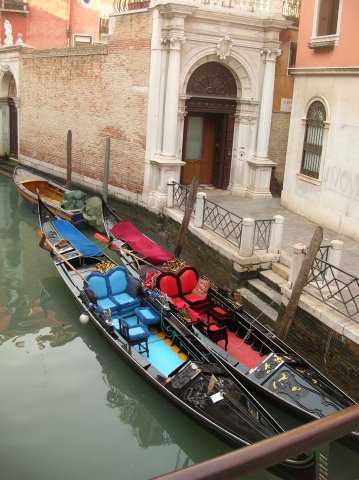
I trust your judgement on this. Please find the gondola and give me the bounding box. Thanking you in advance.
[101,199,359,451]
[37,194,315,480]
[14,166,86,227]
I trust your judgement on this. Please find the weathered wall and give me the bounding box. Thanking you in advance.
[268,112,290,196]
[19,11,152,195]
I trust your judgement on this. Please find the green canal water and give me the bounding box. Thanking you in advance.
[0,174,358,480]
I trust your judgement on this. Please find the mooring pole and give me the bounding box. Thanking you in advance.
[66,129,72,187]
[174,177,198,258]
[103,137,110,203]
[277,225,323,339]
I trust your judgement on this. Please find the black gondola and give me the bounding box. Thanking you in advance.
[37,195,315,480]
[101,199,359,451]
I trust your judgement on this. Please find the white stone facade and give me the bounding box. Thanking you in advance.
[282,69,359,241]
[140,0,289,209]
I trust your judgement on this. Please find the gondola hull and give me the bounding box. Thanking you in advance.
[14,166,86,227]
[101,199,359,451]
[37,195,316,480]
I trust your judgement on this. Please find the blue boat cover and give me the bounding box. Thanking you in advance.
[53,219,102,257]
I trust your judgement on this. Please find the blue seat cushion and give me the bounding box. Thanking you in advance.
[113,292,140,307]
[127,325,150,341]
[86,274,108,300]
[135,307,160,325]
[97,297,119,311]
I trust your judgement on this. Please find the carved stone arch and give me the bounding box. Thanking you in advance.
[0,69,18,158]
[304,95,330,123]
[186,62,237,97]
[180,50,254,100]
[0,69,17,97]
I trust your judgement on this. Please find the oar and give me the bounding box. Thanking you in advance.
[93,232,162,272]
[35,229,90,285]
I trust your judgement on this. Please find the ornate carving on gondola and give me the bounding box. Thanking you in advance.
[267,369,341,416]
[171,362,201,390]
[91,260,116,274]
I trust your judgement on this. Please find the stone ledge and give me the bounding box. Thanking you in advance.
[281,285,359,345]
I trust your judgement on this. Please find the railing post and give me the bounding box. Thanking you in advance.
[239,218,255,257]
[194,192,206,228]
[268,215,284,253]
[288,243,306,288]
[325,239,344,284]
[167,178,175,208]
[328,239,344,268]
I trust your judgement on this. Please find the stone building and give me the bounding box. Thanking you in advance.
[282,0,359,241]
[0,0,299,210]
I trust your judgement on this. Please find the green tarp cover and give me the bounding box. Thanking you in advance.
[61,190,87,210]
[81,196,105,232]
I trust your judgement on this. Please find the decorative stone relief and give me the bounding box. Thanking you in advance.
[15,33,24,46]
[216,36,232,60]
[4,20,13,46]
[1,64,10,73]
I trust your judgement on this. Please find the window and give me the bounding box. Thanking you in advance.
[308,0,341,49]
[301,101,326,179]
[287,41,297,74]
[73,34,93,46]
[317,0,340,36]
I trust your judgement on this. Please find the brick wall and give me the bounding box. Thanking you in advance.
[268,111,291,196]
[19,12,152,195]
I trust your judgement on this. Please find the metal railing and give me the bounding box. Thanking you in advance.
[254,219,273,251]
[172,182,190,212]
[151,404,359,480]
[307,257,359,321]
[113,0,300,16]
[171,182,274,253]
[317,245,330,262]
[203,198,243,248]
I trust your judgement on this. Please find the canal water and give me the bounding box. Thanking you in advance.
[1,174,358,480]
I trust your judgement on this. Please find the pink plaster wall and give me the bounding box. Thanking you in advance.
[296,0,359,68]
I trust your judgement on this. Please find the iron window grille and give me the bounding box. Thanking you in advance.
[300,101,326,179]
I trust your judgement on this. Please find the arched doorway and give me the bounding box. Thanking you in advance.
[0,71,18,159]
[8,75,18,158]
[181,62,237,189]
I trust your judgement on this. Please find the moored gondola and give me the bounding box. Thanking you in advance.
[14,166,87,227]
[37,194,316,480]
[101,199,359,451]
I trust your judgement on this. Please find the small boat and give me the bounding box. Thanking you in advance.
[101,199,359,451]
[14,166,86,227]
[37,195,315,480]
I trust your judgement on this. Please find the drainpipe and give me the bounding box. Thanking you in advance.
[67,0,75,47]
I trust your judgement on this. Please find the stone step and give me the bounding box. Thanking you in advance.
[271,261,290,281]
[247,278,282,307]
[259,269,288,292]
[238,286,279,329]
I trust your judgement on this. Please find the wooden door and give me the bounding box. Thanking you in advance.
[9,99,18,158]
[181,114,216,185]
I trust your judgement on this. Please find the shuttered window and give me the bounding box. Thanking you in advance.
[301,101,326,179]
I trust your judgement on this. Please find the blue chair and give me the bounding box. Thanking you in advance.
[86,266,141,316]
[119,318,150,357]
[135,307,160,326]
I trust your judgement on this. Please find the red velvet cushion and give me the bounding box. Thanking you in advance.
[178,268,198,295]
[157,274,180,297]
[183,293,208,304]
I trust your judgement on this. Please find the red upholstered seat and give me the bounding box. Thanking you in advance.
[207,306,233,323]
[155,265,210,313]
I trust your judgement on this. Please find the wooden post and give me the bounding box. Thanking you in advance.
[174,177,198,258]
[66,130,72,186]
[277,226,323,340]
[103,137,110,202]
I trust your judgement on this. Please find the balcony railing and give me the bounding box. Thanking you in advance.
[113,0,300,17]
[0,0,28,11]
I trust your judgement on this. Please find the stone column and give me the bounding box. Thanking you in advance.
[247,49,279,198]
[256,49,278,158]
[162,36,183,158]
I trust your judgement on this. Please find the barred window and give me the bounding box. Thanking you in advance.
[301,101,326,179]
